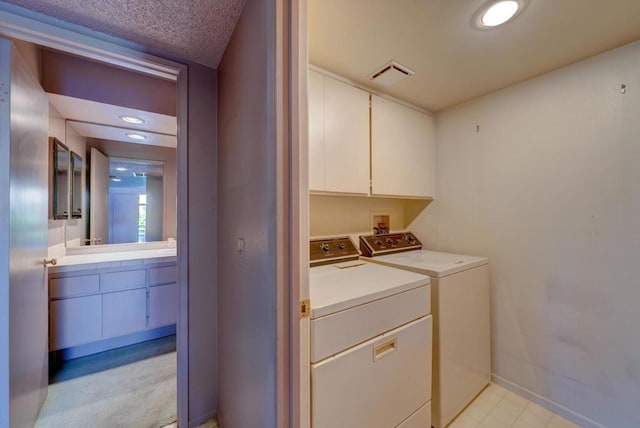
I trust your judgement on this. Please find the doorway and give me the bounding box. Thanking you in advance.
[40,44,179,428]
[0,10,190,428]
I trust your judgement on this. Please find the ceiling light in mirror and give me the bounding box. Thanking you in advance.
[116,167,128,171]
[119,115,145,124]
[126,133,147,140]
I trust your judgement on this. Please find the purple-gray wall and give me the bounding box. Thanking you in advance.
[217,0,278,426]
[41,48,176,116]
[186,62,219,426]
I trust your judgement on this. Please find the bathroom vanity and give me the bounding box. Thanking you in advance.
[47,247,177,359]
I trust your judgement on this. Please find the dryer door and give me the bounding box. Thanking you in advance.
[312,316,432,428]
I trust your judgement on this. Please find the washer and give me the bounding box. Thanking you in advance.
[360,233,490,428]
[309,236,433,428]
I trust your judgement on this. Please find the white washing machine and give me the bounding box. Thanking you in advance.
[309,236,433,428]
[360,233,490,428]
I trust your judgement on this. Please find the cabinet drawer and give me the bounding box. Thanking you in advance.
[50,295,102,350]
[50,274,100,299]
[311,285,430,363]
[149,265,177,286]
[312,316,432,428]
[102,289,147,339]
[101,269,146,292]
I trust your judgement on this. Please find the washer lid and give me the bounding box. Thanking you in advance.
[365,250,488,278]
[310,261,429,319]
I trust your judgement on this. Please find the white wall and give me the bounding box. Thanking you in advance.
[310,194,430,242]
[415,41,640,427]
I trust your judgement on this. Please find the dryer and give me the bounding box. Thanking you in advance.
[360,232,490,428]
[310,236,433,428]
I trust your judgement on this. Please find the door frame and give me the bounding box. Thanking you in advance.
[0,7,191,427]
[285,0,310,426]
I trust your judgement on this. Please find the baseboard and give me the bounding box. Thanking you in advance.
[491,373,607,428]
[190,409,217,427]
[50,324,176,362]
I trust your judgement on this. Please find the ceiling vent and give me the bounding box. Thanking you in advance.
[368,60,415,87]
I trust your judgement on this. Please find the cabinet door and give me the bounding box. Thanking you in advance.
[148,283,177,328]
[308,69,325,192]
[50,295,102,350]
[371,95,435,198]
[323,76,370,194]
[102,289,147,339]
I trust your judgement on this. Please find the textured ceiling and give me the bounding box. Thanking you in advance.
[1,0,246,67]
[309,0,640,111]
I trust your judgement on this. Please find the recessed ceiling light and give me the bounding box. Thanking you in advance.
[126,133,147,140]
[119,115,145,124]
[473,0,527,29]
[115,167,128,171]
[111,178,122,182]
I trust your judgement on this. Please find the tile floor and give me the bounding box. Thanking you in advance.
[163,385,582,428]
[450,383,582,428]
[162,418,218,428]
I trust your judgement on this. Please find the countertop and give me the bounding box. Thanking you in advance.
[48,248,177,273]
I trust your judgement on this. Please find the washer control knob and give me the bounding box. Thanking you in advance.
[321,243,330,252]
[338,243,346,250]
[406,234,415,243]
[374,240,383,246]
[386,239,393,245]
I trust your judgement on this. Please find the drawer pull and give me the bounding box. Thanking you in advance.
[373,337,397,361]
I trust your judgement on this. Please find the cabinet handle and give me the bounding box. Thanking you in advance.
[43,258,57,266]
[373,337,397,362]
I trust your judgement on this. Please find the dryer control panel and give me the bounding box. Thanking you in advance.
[310,237,359,266]
[359,232,422,257]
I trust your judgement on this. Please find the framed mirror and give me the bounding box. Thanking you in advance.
[70,151,83,218]
[51,137,70,219]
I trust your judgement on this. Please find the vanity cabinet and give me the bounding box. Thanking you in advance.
[308,69,370,194]
[371,95,436,198]
[148,264,178,328]
[149,283,178,328]
[102,289,147,339]
[48,261,177,352]
[49,295,102,349]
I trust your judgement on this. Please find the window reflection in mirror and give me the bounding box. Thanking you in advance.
[52,138,70,219]
[108,158,164,244]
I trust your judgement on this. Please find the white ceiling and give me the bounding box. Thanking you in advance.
[309,0,640,112]
[1,0,246,67]
[49,93,177,148]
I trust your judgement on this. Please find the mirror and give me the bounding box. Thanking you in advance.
[61,118,177,248]
[51,137,69,219]
[70,151,83,218]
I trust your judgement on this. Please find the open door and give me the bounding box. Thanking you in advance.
[89,147,109,245]
[0,38,50,428]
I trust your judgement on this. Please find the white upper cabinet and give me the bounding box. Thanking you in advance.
[308,70,326,192]
[371,95,436,198]
[308,70,370,194]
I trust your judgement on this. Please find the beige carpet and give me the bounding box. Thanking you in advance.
[36,352,176,428]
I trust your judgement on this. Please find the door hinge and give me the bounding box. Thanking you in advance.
[300,299,311,319]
